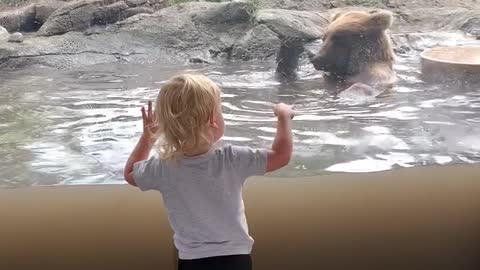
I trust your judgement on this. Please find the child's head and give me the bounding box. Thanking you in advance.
[154,73,224,160]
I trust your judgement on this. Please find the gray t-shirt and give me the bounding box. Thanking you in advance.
[133,145,268,260]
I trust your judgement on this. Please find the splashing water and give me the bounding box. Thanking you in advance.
[1,43,480,188]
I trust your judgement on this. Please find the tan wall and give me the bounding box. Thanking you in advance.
[1,164,480,270]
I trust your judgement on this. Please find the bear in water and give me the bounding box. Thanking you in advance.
[309,10,397,99]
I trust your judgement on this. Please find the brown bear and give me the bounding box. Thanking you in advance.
[309,10,396,98]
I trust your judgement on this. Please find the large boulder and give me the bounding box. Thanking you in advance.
[256,9,328,40]
[231,24,280,60]
[115,1,252,56]
[38,0,164,36]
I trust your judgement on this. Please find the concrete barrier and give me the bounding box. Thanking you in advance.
[1,164,480,269]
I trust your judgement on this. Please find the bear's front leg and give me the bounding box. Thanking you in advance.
[275,37,305,81]
[337,82,385,100]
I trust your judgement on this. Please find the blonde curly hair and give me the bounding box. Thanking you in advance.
[153,73,221,160]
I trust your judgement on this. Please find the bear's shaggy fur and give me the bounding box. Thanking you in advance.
[310,10,397,98]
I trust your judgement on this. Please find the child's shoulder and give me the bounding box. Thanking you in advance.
[214,144,255,155]
[213,144,267,161]
[212,144,268,177]
[209,144,235,161]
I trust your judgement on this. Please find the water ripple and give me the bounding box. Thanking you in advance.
[1,40,480,187]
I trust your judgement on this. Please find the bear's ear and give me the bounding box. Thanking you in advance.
[367,10,393,30]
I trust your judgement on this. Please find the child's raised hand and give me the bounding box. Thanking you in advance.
[141,101,158,140]
[273,103,295,120]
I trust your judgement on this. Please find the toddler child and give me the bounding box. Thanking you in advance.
[124,73,294,270]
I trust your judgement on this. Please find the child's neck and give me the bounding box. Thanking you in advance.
[183,143,213,157]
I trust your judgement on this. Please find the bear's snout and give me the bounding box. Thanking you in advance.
[310,53,327,71]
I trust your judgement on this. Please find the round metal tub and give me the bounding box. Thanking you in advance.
[420,46,480,84]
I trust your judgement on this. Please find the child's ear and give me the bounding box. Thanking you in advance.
[209,112,218,128]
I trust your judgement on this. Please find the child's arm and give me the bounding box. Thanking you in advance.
[124,134,155,186]
[266,103,294,172]
[124,101,158,186]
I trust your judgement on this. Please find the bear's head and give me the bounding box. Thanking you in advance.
[310,10,395,78]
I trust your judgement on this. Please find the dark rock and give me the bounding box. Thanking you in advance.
[0,4,37,32]
[191,0,250,26]
[231,24,280,61]
[256,9,329,40]
[461,16,480,38]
